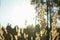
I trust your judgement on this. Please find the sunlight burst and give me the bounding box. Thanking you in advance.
[10,1,35,28]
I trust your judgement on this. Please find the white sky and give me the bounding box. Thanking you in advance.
[0,0,35,28]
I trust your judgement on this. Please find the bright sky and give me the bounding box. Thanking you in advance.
[0,0,60,28]
[0,0,35,28]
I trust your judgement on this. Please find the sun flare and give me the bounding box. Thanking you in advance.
[10,1,35,28]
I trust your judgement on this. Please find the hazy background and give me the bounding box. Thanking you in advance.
[0,0,60,28]
[0,0,35,28]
